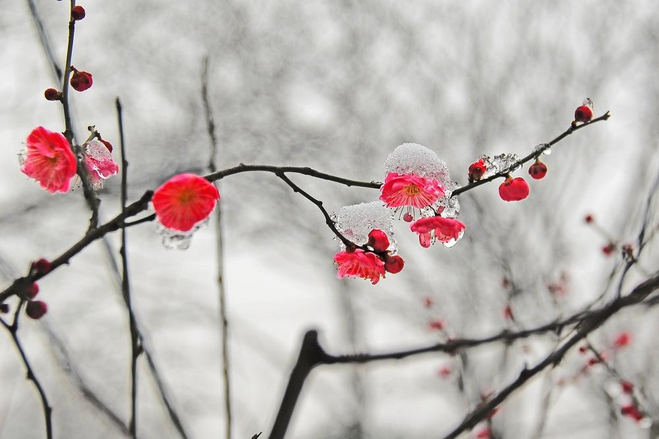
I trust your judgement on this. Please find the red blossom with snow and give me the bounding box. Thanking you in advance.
[334,248,386,285]
[379,172,444,209]
[410,216,466,248]
[21,126,77,193]
[82,139,119,188]
[498,176,530,201]
[152,173,220,232]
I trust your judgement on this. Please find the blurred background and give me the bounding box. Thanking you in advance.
[0,0,658,438]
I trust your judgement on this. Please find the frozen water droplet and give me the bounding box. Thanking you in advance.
[17,152,26,166]
[543,147,552,156]
[442,229,464,248]
[583,97,593,108]
[437,196,460,218]
[640,418,652,429]
[336,201,394,246]
[157,219,208,250]
[384,143,450,187]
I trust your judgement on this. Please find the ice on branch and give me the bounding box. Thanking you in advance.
[480,153,520,178]
[82,139,119,190]
[335,201,394,247]
[152,173,220,249]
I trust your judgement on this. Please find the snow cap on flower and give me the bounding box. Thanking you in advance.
[336,201,393,247]
[384,143,449,183]
[411,216,466,248]
[334,249,386,285]
[21,126,77,193]
[152,173,220,233]
[380,143,449,210]
[82,139,119,189]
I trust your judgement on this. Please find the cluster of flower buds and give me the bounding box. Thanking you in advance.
[334,229,405,285]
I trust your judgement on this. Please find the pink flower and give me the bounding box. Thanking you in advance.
[334,249,385,285]
[410,216,466,248]
[21,126,77,193]
[152,173,220,232]
[380,172,444,209]
[82,139,119,188]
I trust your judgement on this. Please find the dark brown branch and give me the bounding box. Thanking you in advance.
[442,272,659,438]
[116,98,140,438]
[0,301,53,439]
[269,330,330,439]
[452,111,611,197]
[202,56,233,439]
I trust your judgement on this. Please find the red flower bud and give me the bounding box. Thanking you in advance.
[528,160,548,180]
[70,68,93,92]
[584,214,594,224]
[620,380,634,394]
[402,212,413,223]
[428,319,444,330]
[384,254,404,274]
[26,282,39,299]
[72,5,86,20]
[574,105,593,123]
[26,300,48,319]
[31,258,52,275]
[602,243,615,256]
[367,229,390,252]
[468,159,487,182]
[44,88,62,101]
[498,176,530,202]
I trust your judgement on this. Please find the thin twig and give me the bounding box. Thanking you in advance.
[202,56,233,439]
[451,111,611,197]
[0,301,53,439]
[116,99,140,438]
[25,0,62,81]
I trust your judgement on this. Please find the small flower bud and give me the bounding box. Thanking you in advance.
[71,5,86,20]
[499,176,530,202]
[26,282,39,299]
[428,319,444,331]
[26,300,48,319]
[584,214,594,224]
[528,160,548,180]
[367,229,390,252]
[44,88,62,101]
[468,159,487,182]
[384,254,404,274]
[602,243,615,256]
[31,258,52,275]
[402,212,413,222]
[70,67,93,92]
